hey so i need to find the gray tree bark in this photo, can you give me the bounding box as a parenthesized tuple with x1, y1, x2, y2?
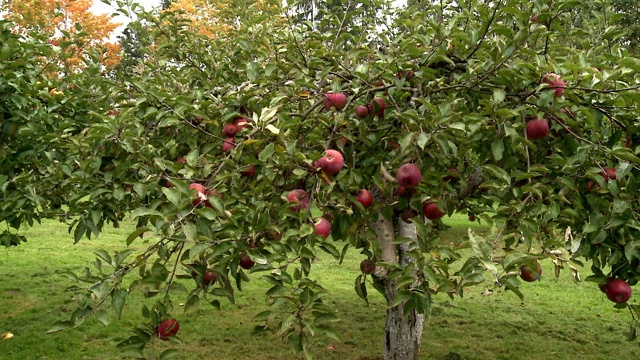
(373, 211, 425, 360)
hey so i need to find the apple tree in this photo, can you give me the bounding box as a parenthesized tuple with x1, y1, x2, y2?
(4, 0, 640, 359)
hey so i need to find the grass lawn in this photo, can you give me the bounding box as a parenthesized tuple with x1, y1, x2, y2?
(0, 215, 637, 360)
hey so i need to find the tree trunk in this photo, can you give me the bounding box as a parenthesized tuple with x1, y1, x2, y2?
(374, 213, 425, 360)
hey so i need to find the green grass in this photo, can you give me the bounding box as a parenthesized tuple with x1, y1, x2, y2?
(0, 215, 637, 360)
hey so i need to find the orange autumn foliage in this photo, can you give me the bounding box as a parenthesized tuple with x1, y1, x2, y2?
(5, 0, 122, 71)
(166, 0, 284, 38)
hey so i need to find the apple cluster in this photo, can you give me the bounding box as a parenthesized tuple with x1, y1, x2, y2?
(221, 116, 250, 153)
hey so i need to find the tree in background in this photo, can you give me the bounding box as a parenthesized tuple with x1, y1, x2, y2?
(165, 0, 283, 38)
(3, 0, 122, 71)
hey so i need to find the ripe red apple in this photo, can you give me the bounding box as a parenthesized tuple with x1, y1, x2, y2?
(468, 214, 476, 222)
(600, 167, 617, 182)
(223, 123, 238, 136)
(314, 217, 331, 238)
(356, 189, 373, 209)
(525, 118, 549, 140)
(189, 183, 207, 206)
(519, 262, 542, 282)
(368, 97, 386, 117)
(241, 165, 256, 177)
(530, 15, 538, 23)
(203, 271, 217, 286)
(360, 259, 376, 274)
(605, 279, 632, 303)
(422, 202, 445, 220)
(287, 189, 310, 212)
(234, 117, 249, 130)
(396, 163, 422, 188)
(239, 254, 255, 270)
(443, 168, 459, 183)
(175, 157, 187, 164)
(542, 73, 566, 97)
(355, 105, 370, 118)
(314, 149, 344, 175)
(156, 318, 180, 341)
(323, 92, 347, 110)
(222, 137, 235, 152)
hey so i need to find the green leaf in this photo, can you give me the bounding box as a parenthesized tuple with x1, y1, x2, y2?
(159, 349, 181, 360)
(620, 57, 640, 72)
(162, 187, 183, 207)
(259, 143, 275, 162)
(131, 207, 164, 219)
(95, 309, 110, 327)
(46, 320, 73, 333)
(183, 222, 197, 242)
(491, 138, 504, 161)
(112, 289, 127, 319)
(189, 243, 209, 259)
(184, 293, 200, 312)
(492, 89, 505, 104)
(126, 227, 151, 246)
(195, 207, 218, 220)
(94, 249, 112, 266)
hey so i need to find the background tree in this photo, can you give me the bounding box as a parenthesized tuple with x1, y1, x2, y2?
(165, 0, 283, 38)
(3, 0, 122, 71)
(2, 0, 640, 359)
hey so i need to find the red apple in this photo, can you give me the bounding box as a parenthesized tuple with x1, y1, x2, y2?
(189, 183, 207, 206)
(241, 165, 256, 177)
(519, 262, 542, 282)
(600, 167, 616, 182)
(468, 214, 476, 222)
(422, 202, 445, 220)
(314, 217, 331, 238)
(368, 97, 386, 117)
(542, 73, 566, 97)
(323, 92, 347, 110)
(526, 118, 549, 140)
(234, 117, 249, 130)
(314, 149, 344, 175)
(530, 15, 538, 23)
(223, 123, 238, 136)
(287, 189, 310, 212)
(239, 254, 255, 270)
(222, 137, 235, 152)
(355, 105, 370, 118)
(356, 189, 373, 209)
(176, 157, 187, 164)
(360, 259, 376, 274)
(156, 318, 180, 341)
(605, 279, 632, 303)
(396, 163, 422, 188)
(203, 271, 217, 286)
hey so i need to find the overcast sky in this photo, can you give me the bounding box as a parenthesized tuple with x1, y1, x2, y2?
(90, 0, 162, 39)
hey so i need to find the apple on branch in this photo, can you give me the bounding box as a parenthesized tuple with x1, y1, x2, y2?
(314, 149, 345, 176)
(323, 92, 347, 110)
(156, 318, 180, 341)
(396, 163, 422, 188)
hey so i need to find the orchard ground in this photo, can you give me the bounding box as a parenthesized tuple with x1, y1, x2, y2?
(0, 214, 636, 360)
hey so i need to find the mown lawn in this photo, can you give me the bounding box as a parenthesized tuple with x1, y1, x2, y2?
(0, 215, 637, 359)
